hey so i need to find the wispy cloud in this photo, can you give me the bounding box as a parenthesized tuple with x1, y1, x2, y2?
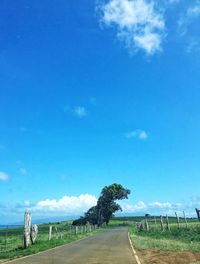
(19, 168, 28, 176)
(186, 39, 200, 53)
(120, 200, 190, 216)
(178, 1, 200, 36)
(168, 0, 179, 4)
(74, 106, 88, 118)
(64, 105, 88, 118)
(177, 1, 200, 54)
(187, 2, 200, 18)
(0, 172, 9, 181)
(125, 129, 148, 140)
(99, 0, 166, 55)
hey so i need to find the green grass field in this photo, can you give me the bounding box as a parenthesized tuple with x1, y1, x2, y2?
(127, 217, 200, 252)
(0, 221, 105, 261)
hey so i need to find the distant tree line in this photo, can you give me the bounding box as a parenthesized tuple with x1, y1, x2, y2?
(72, 183, 130, 226)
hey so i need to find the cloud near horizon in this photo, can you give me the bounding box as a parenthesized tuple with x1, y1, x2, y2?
(34, 194, 97, 214)
(99, 0, 166, 55)
(1, 194, 200, 224)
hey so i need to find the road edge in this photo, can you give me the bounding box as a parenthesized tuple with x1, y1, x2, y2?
(128, 232, 142, 264)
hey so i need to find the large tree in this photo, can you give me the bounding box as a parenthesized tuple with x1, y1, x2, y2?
(73, 183, 130, 226)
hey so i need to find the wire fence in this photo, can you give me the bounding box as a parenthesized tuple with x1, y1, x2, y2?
(0, 223, 99, 254)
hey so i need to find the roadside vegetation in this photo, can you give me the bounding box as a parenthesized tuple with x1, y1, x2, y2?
(128, 218, 200, 252)
(0, 221, 106, 261)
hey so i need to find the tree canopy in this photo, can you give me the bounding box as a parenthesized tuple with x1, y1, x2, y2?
(72, 183, 130, 226)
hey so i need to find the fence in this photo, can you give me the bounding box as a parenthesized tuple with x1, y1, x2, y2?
(0, 222, 99, 254)
(133, 210, 199, 232)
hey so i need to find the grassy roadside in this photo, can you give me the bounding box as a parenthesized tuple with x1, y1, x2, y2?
(0, 222, 107, 261)
(129, 222, 200, 252)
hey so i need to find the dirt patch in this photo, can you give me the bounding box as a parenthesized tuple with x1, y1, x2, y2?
(137, 249, 200, 264)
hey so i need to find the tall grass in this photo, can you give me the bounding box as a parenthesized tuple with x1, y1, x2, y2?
(129, 221, 200, 252)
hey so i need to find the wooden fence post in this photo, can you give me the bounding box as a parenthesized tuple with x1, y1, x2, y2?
(23, 212, 31, 248)
(145, 217, 149, 231)
(30, 224, 38, 244)
(195, 208, 200, 221)
(48, 226, 52, 241)
(175, 212, 180, 228)
(160, 215, 164, 231)
(55, 226, 58, 239)
(166, 215, 170, 231)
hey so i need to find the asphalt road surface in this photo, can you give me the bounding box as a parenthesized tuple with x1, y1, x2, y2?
(8, 227, 136, 264)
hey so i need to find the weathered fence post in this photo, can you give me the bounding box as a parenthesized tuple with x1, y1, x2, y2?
(30, 224, 38, 244)
(195, 208, 200, 221)
(48, 226, 52, 241)
(145, 217, 149, 231)
(175, 212, 180, 228)
(166, 215, 170, 231)
(23, 212, 31, 248)
(160, 215, 164, 231)
(55, 226, 58, 239)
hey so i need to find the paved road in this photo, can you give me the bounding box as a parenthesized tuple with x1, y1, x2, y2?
(8, 227, 136, 264)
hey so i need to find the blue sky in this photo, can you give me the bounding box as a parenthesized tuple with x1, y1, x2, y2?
(0, 0, 200, 223)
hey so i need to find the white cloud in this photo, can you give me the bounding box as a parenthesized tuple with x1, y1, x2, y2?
(32, 194, 97, 214)
(149, 201, 172, 209)
(1, 196, 200, 223)
(99, 0, 165, 55)
(120, 200, 182, 215)
(187, 2, 200, 18)
(125, 129, 148, 140)
(177, 1, 200, 54)
(178, 1, 200, 36)
(74, 106, 88, 118)
(19, 168, 28, 176)
(0, 171, 9, 181)
(121, 201, 147, 212)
